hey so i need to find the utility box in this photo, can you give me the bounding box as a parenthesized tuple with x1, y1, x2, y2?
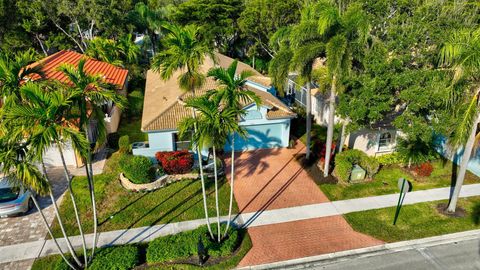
(350, 165, 366, 183)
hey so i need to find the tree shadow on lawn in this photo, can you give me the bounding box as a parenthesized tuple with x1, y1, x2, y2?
(107, 179, 227, 245)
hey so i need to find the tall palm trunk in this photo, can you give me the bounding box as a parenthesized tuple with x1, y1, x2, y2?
(57, 144, 88, 268)
(30, 192, 78, 270)
(305, 81, 312, 160)
(324, 75, 336, 177)
(190, 88, 215, 239)
(41, 160, 83, 267)
(83, 125, 98, 262)
(223, 136, 235, 238)
(338, 121, 347, 153)
(447, 114, 480, 212)
(212, 145, 221, 243)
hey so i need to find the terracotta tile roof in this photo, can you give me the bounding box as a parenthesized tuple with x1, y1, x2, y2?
(142, 53, 295, 132)
(28, 50, 128, 88)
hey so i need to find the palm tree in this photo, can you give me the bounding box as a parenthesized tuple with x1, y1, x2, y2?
(57, 58, 126, 260)
(439, 27, 480, 213)
(269, 3, 325, 161)
(2, 82, 90, 268)
(151, 23, 215, 238)
(86, 35, 139, 67)
(0, 134, 78, 270)
(0, 49, 43, 105)
(131, 2, 165, 54)
(316, 1, 370, 176)
(179, 95, 242, 242)
(206, 60, 261, 238)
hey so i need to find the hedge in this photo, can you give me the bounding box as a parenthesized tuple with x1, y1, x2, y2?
(155, 150, 194, 174)
(120, 155, 155, 184)
(375, 152, 403, 165)
(333, 149, 380, 183)
(54, 245, 140, 270)
(147, 224, 240, 264)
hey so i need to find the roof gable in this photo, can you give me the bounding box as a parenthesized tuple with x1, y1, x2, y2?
(141, 53, 295, 132)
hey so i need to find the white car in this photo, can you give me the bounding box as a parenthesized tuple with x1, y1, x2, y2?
(0, 177, 35, 217)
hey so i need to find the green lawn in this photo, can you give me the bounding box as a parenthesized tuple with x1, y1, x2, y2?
(51, 152, 237, 237)
(345, 196, 480, 242)
(320, 160, 480, 201)
(117, 116, 148, 143)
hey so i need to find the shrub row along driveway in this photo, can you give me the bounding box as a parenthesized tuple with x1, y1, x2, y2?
(225, 142, 383, 267)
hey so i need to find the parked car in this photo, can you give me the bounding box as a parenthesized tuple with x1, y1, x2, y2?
(0, 176, 35, 217)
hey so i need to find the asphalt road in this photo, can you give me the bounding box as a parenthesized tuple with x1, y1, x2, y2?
(286, 238, 480, 270)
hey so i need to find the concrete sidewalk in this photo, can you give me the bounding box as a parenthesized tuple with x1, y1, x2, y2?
(1, 183, 479, 264)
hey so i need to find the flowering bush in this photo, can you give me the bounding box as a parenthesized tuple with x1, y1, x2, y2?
(155, 150, 194, 174)
(413, 162, 434, 177)
(318, 142, 337, 169)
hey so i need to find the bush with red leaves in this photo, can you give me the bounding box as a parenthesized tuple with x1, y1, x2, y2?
(413, 162, 434, 177)
(155, 150, 194, 175)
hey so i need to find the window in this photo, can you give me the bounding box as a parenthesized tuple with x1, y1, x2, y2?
(173, 132, 191, 151)
(378, 132, 393, 151)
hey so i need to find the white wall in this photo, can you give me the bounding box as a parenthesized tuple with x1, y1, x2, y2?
(43, 142, 77, 167)
(346, 129, 398, 156)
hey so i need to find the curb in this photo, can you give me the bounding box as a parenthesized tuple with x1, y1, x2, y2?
(236, 229, 480, 269)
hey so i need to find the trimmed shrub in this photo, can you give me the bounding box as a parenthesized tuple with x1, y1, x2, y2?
(376, 152, 403, 166)
(118, 135, 130, 154)
(53, 246, 140, 270)
(89, 245, 140, 270)
(413, 162, 434, 177)
(120, 155, 155, 184)
(155, 150, 194, 174)
(147, 224, 240, 264)
(333, 149, 379, 183)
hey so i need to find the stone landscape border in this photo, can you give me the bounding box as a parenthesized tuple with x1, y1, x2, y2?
(119, 168, 225, 192)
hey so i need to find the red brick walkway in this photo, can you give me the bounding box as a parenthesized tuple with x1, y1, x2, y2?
(225, 142, 383, 267)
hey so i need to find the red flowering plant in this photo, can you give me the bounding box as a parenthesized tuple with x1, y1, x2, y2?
(155, 150, 194, 174)
(413, 162, 434, 177)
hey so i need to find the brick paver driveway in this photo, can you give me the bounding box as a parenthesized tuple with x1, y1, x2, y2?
(0, 168, 67, 246)
(225, 142, 383, 267)
(0, 168, 68, 270)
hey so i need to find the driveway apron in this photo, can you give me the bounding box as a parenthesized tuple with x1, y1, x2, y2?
(225, 142, 383, 267)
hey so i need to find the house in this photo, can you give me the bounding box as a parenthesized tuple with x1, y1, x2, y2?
(27, 50, 129, 167)
(133, 53, 296, 159)
(286, 77, 399, 156)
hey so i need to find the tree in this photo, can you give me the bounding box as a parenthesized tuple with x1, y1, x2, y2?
(128, 2, 165, 54)
(85, 34, 139, 67)
(316, 1, 370, 176)
(0, 127, 78, 269)
(269, 2, 326, 161)
(179, 95, 242, 242)
(0, 49, 43, 104)
(206, 60, 260, 238)
(238, 0, 302, 58)
(169, 0, 243, 55)
(2, 81, 90, 268)
(439, 27, 480, 213)
(58, 58, 126, 261)
(150, 23, 216, 239)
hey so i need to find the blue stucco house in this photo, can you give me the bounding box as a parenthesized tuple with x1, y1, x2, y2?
(132, 53, 296, 159)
